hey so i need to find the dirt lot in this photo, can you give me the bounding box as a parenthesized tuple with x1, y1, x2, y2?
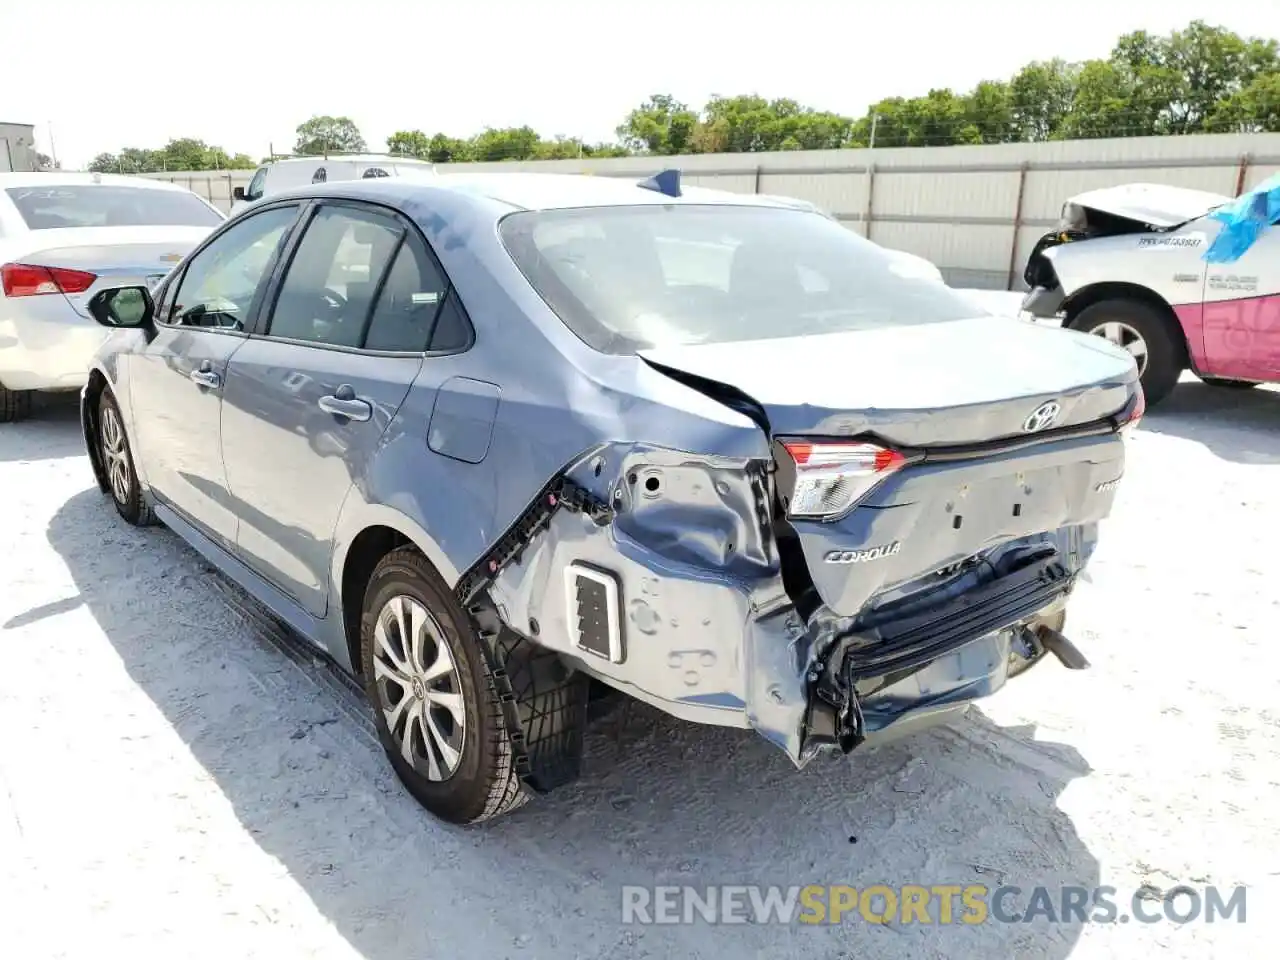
(1, 380, 1276, 960)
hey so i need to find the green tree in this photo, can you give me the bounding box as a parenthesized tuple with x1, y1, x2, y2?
(1207, 73, 1280, 132)
(1112, 21, 1279, 133)
(964, 80, 1015, 143)
(1011, 59, 1077, 140)
(427, 134, 475, 163)
(386, 130, 433, 159)
(294, 115, 366, 155)
(471, 126, 541, 161)
(87, 153, 118, 173)
(616, 95, 699, 154)
(1061, 60, 1135, 139)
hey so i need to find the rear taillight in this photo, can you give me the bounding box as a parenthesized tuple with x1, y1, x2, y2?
(780, 440, 909, 520)
(1118, 386, 1145, 436)
(0, 263, 97, 297)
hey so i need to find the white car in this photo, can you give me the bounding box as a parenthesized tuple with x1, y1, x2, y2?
(0, 172, 223, 421)
(231, 155, 437, 214)
(1022, 179, 1280, 406)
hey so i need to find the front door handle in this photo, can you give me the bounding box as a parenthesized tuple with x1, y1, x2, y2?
(318, 385, 372, 422)
(189, 368, 221, 389)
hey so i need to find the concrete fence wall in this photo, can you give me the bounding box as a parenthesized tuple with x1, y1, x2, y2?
(140, 132, 1280, 290)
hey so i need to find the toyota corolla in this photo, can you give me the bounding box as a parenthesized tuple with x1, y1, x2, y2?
(78, 171, 1141, 824)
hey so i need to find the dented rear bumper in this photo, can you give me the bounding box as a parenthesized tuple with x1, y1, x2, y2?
(465, 435, 1105, 769)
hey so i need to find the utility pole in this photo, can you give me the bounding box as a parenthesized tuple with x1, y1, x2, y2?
(47, 121, 59, 169)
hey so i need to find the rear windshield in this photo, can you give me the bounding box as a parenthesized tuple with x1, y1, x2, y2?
(5, 185, 223, 230)
(499, 205, 980, 353)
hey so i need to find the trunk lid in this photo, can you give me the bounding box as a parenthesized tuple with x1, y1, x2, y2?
(7, 226, 211, 317)
(639, 314, 1136, 620)
(638, 314, 1137, 447)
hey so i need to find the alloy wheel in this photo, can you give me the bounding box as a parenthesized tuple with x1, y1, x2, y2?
(1089, 321, 1149, 376)
(100, 406, 132, 505)
(372, 595, 466, 782)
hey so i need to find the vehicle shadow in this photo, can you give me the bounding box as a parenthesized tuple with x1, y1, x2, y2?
(38, 486, 1099, 959)
(1141, 381, 1280, 465)
(0, 393, 83, 463)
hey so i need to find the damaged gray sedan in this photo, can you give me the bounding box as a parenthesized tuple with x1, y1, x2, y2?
(79, 170, 1143, 824)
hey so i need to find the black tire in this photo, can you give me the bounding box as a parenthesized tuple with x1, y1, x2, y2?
(360, 547, 526, 824)
(1200, 377, 1258, 390)
(0, 386, 33, 423)
(98, 389, 156, 526)
(1068, 299, 1183, 407)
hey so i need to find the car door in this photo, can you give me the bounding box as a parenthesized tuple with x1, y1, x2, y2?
(128, 203, 302, 546)
(219, 200, 451, 617)
(1202, 205, 1280, 379)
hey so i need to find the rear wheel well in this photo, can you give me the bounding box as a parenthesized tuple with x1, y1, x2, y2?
(341, 525, 412, 677)
(1063, 282, 1190, 367)
(83, 371, 110, 493)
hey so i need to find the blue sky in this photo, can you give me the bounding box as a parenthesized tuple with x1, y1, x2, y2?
(5, 0, 1279, 168)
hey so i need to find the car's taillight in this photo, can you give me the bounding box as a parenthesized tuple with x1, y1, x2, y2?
(0, 263, 97, 297)
(1118, 385, 1145, 437)
(780, 439, 909, 520)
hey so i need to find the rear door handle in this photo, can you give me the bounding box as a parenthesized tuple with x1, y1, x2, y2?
(189, 369, 221, 389)
(318, 387, 372, 422)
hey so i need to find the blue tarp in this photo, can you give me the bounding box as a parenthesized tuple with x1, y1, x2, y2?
(1202, 172, 1280, 264)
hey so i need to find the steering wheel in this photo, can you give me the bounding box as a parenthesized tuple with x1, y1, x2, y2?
(319, 287, 348, 313)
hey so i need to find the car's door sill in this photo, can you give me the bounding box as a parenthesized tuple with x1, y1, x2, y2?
(153, 502, 325, 649)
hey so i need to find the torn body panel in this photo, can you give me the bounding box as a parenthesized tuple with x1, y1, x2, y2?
(472, 438, 1110, 769)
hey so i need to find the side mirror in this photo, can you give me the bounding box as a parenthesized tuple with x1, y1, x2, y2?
(88, 286, 154, 328)
(233, 186, 247, 201)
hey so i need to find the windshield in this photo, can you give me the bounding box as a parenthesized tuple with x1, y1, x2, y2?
(5, 185, 223, 230)
(499, 205, 980, 353)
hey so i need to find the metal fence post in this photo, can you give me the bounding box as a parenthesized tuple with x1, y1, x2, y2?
(1005, 162, 1029, 291)
(754, 163, 763, 194)
(863, 162, 876, 240)
(1234, 154, 1251, 196)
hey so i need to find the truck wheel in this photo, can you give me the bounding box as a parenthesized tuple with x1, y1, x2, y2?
(360, 547, 526, 825)
(1068, 299, 1183, 407)
(1200, 377, 1258, 390)
(0, 387, 33, 423)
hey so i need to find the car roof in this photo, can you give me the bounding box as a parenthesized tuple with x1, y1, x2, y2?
(278, 171, 801, 214)
(268, 155, 435, 167)
(0, 171, 193, 192)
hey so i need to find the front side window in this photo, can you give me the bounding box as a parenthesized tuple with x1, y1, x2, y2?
(4, 185, 223, 230)
(245, 167, 268, 201)
(166, 205, 298, 330)
(267, 205, 403, 347)
(499, 205, 981, 353)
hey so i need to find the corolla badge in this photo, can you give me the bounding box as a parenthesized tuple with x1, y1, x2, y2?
(1022, 401, 1062, 433)
(824, 542, 901, 564)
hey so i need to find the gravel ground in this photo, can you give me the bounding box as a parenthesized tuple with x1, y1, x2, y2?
(1, 380, 1276, 960)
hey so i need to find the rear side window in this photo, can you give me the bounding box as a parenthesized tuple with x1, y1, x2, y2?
(266, 202, 470, 353)
(269, 206, 402, 347)
(363, 243, 448, 351)
(5, 185, 223, 230)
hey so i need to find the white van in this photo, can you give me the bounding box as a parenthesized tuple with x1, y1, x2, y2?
(231, 155, 437, 213)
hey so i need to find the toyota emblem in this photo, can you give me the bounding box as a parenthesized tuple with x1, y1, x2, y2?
(1022, 401, 1062, 433)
